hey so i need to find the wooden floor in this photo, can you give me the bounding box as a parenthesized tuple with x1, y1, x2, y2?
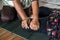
(0, 27, 27, 40)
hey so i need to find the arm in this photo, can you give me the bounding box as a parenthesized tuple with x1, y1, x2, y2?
(30, 0, 40, 30)
(13, 0, 28, 20)
(31, 0, 39, 20)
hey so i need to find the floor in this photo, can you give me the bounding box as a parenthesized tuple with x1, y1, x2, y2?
(0, 27, 27, 40)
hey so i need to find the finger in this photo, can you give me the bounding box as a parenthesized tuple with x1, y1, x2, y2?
(34, 25, 39, 30)
(30, 24, 36, 30)
(25, 23, 29, 29)
(21, 24, 24, 28)
(22, 22, 29, 29)
(21, 22, 25, 28)
(25, 20, 30, 29)
(30, 22, 38, 30)
(30, 24, 39, 30)
(33, 25, 38, 30)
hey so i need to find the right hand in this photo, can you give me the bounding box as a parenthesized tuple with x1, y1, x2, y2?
(21, 19, 30, 29)
(30, 19, 40, 31)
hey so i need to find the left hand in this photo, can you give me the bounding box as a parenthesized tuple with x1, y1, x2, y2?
(30, 19, 40, 31)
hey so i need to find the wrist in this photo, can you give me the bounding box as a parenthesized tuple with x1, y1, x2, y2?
(33, 15, 38, 19)
(33, 17, 38, 20)
(22, 16, 28, 20)
(22, 17, 29, 21)
(33, 18, 38, 21)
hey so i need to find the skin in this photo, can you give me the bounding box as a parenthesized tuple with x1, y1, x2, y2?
(13, 0, 40, 30)
(30, 0, 40, 30)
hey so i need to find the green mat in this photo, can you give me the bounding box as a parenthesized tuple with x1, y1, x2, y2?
(0, 11, 49, 40)
(0, 19, 32, 38)
(0, 20, 49, 40)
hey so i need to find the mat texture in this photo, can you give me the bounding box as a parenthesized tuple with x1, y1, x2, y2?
(0, 11, 49, 40)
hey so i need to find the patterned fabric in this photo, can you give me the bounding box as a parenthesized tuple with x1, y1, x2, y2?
(46, 10, 60, 40)
(2, 0, 33, 9)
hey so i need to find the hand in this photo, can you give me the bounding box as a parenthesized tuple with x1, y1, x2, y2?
(21, 19, 30, 29)
(30, 19, 40, 31)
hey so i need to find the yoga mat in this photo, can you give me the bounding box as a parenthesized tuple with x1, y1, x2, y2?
(0, 11, 49, 40)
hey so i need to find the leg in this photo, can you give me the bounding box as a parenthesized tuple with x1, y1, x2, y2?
(1, 6, 17, 22)
(39, 6, 52, 18)
(38, 6, 52, 33)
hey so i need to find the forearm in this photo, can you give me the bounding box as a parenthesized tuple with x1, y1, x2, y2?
(32, 0, 39, 20)
(13, 0, 28, 20)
